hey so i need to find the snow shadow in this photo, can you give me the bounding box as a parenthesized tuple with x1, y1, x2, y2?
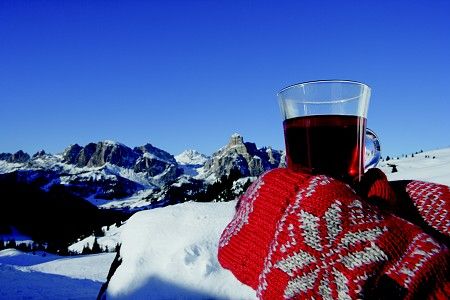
(107, 275, 228, 300)
(0, 264, 101, 300)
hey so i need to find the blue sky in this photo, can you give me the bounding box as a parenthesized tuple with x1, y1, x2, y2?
(1, 0, 449, 157)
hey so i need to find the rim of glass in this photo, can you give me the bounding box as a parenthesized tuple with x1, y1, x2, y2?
(277, 79, 371, 97)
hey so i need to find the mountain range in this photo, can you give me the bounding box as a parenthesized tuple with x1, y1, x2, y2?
(0, 134, 284, 251)
(0, 134, 284, 207)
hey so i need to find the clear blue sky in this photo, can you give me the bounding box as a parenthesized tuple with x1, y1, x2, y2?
(1, 0, 449, 157)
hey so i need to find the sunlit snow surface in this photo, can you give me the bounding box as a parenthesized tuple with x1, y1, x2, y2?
(106, 201, 256, 299)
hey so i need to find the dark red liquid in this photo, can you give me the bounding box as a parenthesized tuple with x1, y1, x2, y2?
(283, 115, 366, 183)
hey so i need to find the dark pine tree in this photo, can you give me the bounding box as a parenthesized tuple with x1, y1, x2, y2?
(5, 239, 16, 249)
(82, 243, 91, 255)
(91, 238, 101, 254)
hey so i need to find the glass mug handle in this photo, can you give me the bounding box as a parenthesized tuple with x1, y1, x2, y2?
(365, 128, 381, 170)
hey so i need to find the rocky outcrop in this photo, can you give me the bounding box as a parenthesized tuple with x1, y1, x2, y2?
(62, 141, 182, 186)
(0, 153, 12, 161)
(202, 133, 284, 178)
(62, 144, 83, 164)
(133, 143, 183, 185)
(63, 142, 138, 168)
(134, 144, 176, 165)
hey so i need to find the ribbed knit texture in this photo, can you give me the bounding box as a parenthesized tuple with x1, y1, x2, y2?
(218, 168, 450, 299)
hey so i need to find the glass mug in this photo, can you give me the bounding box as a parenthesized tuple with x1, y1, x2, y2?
(277, 80, 381, 184)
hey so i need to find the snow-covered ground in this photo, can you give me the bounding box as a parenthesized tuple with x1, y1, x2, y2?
(379, 147, 450, 185)
(0, 249, 115, 299)
(95, 188, 159, 210)
(1, 147, 449, 299)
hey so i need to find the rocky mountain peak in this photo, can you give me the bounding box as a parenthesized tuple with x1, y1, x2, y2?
(134, 143, 176, 164)
(228, 133, 244, 147)
(202, 134, 283, 178)
(62, 144, 83, 164)
(0, 153, 12, 161)
(9, 150, 31, 163)
(0, 151, 29, 163)
(32, 150, 47, 158)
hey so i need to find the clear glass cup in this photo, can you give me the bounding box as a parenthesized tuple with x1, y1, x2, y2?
(277, 80, 380, 184)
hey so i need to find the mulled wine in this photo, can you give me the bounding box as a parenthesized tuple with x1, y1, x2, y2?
(283, 115, 366, 183)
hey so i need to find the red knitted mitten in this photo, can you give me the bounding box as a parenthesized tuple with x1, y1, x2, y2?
(218, 168, 450, 299)
(359, 168, 450, 240)
(218, 168, 311, 289)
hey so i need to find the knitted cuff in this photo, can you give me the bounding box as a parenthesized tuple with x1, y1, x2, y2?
(406, 180, 450, 238)
(218, 168, 311, 289)
(376, 215, 450, 300)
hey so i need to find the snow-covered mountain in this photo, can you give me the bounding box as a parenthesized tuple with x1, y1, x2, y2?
(0, 135, 282, 210)
(0, 141, 187, 206)
(175, 149, 209, 177)
(175, 149, 209, 165)
(0, 141, 184, 203)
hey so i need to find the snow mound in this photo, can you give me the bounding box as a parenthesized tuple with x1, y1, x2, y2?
(0, 249, 58, 266)
(106, 201, 256, 299)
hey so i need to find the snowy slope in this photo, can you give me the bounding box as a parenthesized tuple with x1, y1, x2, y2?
(0, 249, 115, 299)
(105, 201, 256, 300)
(69, 223, 123, 254)
(379, 147, 450, 185)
